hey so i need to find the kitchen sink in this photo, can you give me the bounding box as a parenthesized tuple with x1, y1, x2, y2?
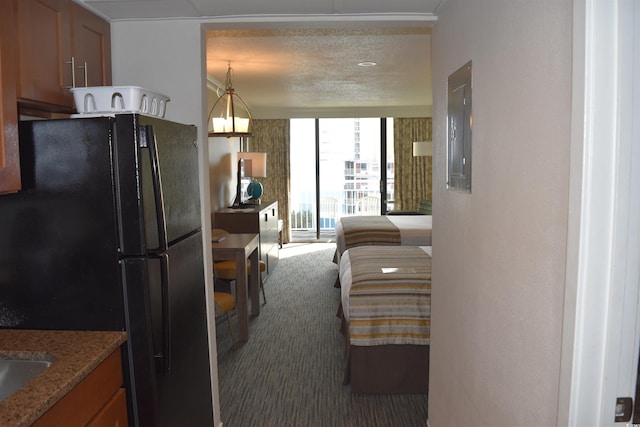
(0, 358, 52, 402)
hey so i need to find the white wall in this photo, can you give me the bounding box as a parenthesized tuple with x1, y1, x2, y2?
(429, 1, 572, 425)
(110, 20, 223, 427)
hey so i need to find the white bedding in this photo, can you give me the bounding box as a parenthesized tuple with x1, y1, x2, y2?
(340, 246, 432, 323)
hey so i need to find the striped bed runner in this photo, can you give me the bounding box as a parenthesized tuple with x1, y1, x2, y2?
(341, 216, 401, 252)
(348, 246, 431, 346)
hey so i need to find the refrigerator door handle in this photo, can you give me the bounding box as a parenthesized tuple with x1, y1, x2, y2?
(152, 252, 172, 375)
(144, 125, 169, 252)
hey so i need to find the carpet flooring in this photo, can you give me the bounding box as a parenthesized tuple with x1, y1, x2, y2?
(215, 243, 429, 426)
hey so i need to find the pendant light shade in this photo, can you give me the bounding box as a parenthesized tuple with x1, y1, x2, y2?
(208, 63, 253, 138)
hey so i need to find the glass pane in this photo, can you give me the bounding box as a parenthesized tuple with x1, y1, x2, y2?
(385, 118, 395, 212)
(290, 119, 316, 236)
(319, 118, 381, 219)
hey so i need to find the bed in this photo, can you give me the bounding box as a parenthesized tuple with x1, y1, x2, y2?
(338, 245, 432, 393)
(334, 215, 432, 264)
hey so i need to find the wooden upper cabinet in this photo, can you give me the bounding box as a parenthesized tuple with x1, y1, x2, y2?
(17, 0, 74, 109)
(70, 2, 112, 88)
(1, 0, 111, 194)
(16, 0, 111, 111)
(0, 0, 21, 194)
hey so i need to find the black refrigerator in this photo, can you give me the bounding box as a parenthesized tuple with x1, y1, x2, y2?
(0, 114, 214, 426)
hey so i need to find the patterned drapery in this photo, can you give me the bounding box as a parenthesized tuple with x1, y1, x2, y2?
(249, 119, 291, 244)
(393, 118, 433, 211)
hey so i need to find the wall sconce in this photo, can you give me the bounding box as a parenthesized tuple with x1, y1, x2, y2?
(413, 141, 433, 157)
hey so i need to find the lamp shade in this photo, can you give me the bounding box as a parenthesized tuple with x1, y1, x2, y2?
(413, 141, 433, 157)
(212, 116, 250, 133)
(238, 152, 267, 178)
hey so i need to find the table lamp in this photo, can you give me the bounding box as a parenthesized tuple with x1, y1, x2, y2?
(238, 152, 267, 203)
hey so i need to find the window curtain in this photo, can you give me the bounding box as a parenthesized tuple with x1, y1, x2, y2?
(393, 117, 433, 211)
(250, 119, 291, 244)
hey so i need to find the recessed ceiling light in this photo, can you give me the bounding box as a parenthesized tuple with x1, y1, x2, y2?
(357, 61, 377, 67)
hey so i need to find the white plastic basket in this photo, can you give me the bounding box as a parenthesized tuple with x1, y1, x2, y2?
(70, 86, 170, 118)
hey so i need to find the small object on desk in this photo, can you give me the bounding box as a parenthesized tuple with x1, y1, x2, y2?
(211, 229, 227, 242)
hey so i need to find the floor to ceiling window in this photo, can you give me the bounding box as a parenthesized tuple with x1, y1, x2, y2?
(290, 118, 394, 241)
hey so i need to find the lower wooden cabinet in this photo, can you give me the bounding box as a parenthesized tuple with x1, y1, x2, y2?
(33, 350, 127, 427)
(87, 388, 128, 427)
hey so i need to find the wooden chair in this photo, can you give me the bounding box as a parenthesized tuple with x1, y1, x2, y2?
(212, 228, 267, 304)
(213, 291, 237, 346)
(214, 259, 267, 304)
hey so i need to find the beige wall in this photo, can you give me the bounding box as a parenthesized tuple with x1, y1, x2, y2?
(111, 20, 238, 220)
(207, 135, 239, 220)
(429, 1, 572, 426)
(206, 85, 242, 220)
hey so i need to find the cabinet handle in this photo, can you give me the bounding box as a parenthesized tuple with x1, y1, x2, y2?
(272, 208, 275, 217)
(264, 213, 268, 222)
(77, 61, 88, 87)
(64, 57, 76, 88)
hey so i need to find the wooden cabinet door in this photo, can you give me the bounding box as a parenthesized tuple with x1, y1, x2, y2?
(0, 0, 21, 194)
(33, 350, 124, 427)
(16, 0, 74, 109)
(87, 388, 128, 427)
(71, 2, 111, 88)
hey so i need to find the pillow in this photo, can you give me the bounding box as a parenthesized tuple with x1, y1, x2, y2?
(417, 200, 432, 215)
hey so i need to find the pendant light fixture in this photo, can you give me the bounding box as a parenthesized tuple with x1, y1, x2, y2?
(207, 62, 253, 138)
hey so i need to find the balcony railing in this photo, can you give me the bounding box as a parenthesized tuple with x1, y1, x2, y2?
(290, 190, 385, 234)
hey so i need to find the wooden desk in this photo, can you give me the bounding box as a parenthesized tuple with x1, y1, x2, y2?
(211, 232, 260, 342)
(215, 201, 279, 280)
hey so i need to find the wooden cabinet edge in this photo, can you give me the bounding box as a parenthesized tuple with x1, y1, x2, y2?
(0, 0, 21, 194)
(32, 350, 126, 427)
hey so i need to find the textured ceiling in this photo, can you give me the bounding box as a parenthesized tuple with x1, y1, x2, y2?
(205, 27, 432, 118)
(77, 0, 441, 118)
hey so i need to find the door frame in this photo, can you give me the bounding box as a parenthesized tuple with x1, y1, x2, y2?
(558, 0, 640, 425)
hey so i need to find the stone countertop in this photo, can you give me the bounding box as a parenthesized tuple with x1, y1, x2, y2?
(0, 329, 127, 427)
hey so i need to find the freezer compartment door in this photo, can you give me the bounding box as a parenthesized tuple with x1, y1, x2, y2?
(147, 230, 213, 426)
(138, 116, 201, 251)
(114, 115, 201, 255)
